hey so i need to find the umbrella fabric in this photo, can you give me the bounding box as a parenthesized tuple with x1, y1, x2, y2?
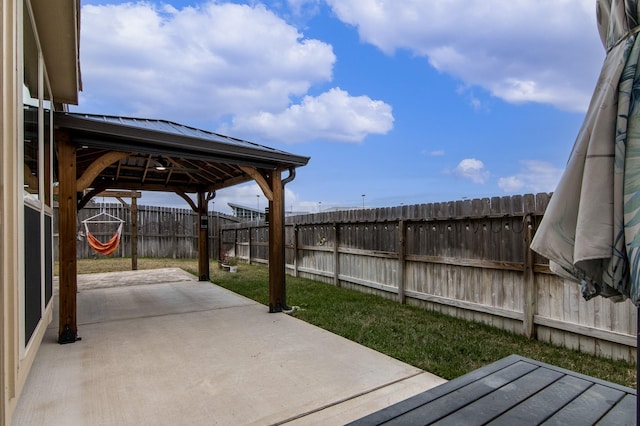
(531, 0, 640, 306)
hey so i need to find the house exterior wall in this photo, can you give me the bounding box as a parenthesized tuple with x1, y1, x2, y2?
(1, 1, 78, 424)
(2, 2, 22, 423)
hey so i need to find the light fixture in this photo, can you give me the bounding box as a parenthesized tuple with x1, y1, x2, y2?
(154, 157, 167, 171)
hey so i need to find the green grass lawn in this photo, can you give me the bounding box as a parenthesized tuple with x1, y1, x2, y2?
(68, 257, 637, 388)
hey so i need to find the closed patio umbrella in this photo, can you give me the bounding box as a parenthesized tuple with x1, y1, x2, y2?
(530, 0, 640, 413)
(532, 0, 640, 307)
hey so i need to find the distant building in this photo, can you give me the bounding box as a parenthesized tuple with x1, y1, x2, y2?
(321, 206, 361, 212)
(228, 202, 313, 220)
(228, 202, 266, 221)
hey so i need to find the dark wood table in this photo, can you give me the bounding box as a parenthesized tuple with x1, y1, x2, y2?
(348, 354, 636, 425)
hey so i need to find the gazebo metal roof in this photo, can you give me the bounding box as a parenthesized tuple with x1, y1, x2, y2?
(55, 112, 310, 201)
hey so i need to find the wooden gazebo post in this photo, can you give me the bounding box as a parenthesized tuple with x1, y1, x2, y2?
(57, 130, 79, 344)
(240, 166, 295, 312)
(197, 191, 213, 281)
(103, 190, 141, 270)
(176, 190, 215, 281)
(268, 170, 287, 312)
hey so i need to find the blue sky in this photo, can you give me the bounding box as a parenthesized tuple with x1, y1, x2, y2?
(76, 0, 603, 214)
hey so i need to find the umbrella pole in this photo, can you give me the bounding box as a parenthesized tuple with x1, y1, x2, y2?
(637, 306, 639, 425)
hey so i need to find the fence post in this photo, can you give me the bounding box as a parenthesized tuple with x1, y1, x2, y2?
(215, 212, 221, 261)
(248, 225, 253, 265)
(171, 210, 177, 259)
(293, 225, 299, 277)
(522, 213, 535, 338)
(398, 219, 406, 304)
(234, 228, 238, 258)
(333, 222, 340, 287)
(131, 197, 138, 269)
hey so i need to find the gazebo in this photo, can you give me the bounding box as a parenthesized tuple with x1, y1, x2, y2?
(55, 112, 310, 343)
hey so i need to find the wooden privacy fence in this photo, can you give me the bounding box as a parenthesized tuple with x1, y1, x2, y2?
(53, 203, 238, 260)
(221, 193, 638, 363)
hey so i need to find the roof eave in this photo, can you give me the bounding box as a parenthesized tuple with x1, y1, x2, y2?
(30, 0, 81, 105)
(55, 112, 310, 169)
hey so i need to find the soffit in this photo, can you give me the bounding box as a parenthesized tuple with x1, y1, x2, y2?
(30, 0, 81, 104)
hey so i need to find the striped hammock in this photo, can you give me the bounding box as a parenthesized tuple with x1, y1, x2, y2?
(84, 222, 123, 255)
(82, 211, 125, 256)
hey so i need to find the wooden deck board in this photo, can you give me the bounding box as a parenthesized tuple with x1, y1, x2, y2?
(348, 355, 636, 426)
(488, 375, 592, 425)
(596, 394, 636, 426)
(384, 362, 539, 425)
(542, 384, 627, 425)
(431, 367, 564, 425)
(349, 356, 533, 425)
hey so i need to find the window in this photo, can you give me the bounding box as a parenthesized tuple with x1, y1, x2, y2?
(23, 5, 39, 203)
(44, 93, 52, 208)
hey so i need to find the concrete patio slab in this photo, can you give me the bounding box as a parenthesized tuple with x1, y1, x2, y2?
(12, 268, 445, 425)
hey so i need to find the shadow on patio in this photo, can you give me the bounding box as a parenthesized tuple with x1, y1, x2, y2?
(12, 268, 445, 425)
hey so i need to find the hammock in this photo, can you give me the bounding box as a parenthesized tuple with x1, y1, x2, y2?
(82, 211, 124, 256)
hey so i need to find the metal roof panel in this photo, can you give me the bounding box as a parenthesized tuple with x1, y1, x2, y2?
(57, 112, 308, 165)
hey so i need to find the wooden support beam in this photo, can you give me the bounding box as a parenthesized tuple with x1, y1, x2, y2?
(56, 130, 79, 344)
(113, 192, 140, 271)
(96, 190, 142, 198)
(175, 190, 198, 212)
(239, 166, 273, 201)
(82, 181, 220, 194)
(197, 191, 210, 281)
(76, 151, 129, 192)
(77, 183, 109, 210)
(268, 170, 287, 312)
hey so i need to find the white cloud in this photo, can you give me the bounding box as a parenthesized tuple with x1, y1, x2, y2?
(422, 149, 445, 156)
(286, 0, 321, 16)
(498, 160, 562, 193)
(325, 0, 602, 112)
(77, 1, 392, 142)
(80, 1, 333, 117)
(497, 176, 524, 192)
(225, 87, 393, 143)
(454, 158, 489, 184)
